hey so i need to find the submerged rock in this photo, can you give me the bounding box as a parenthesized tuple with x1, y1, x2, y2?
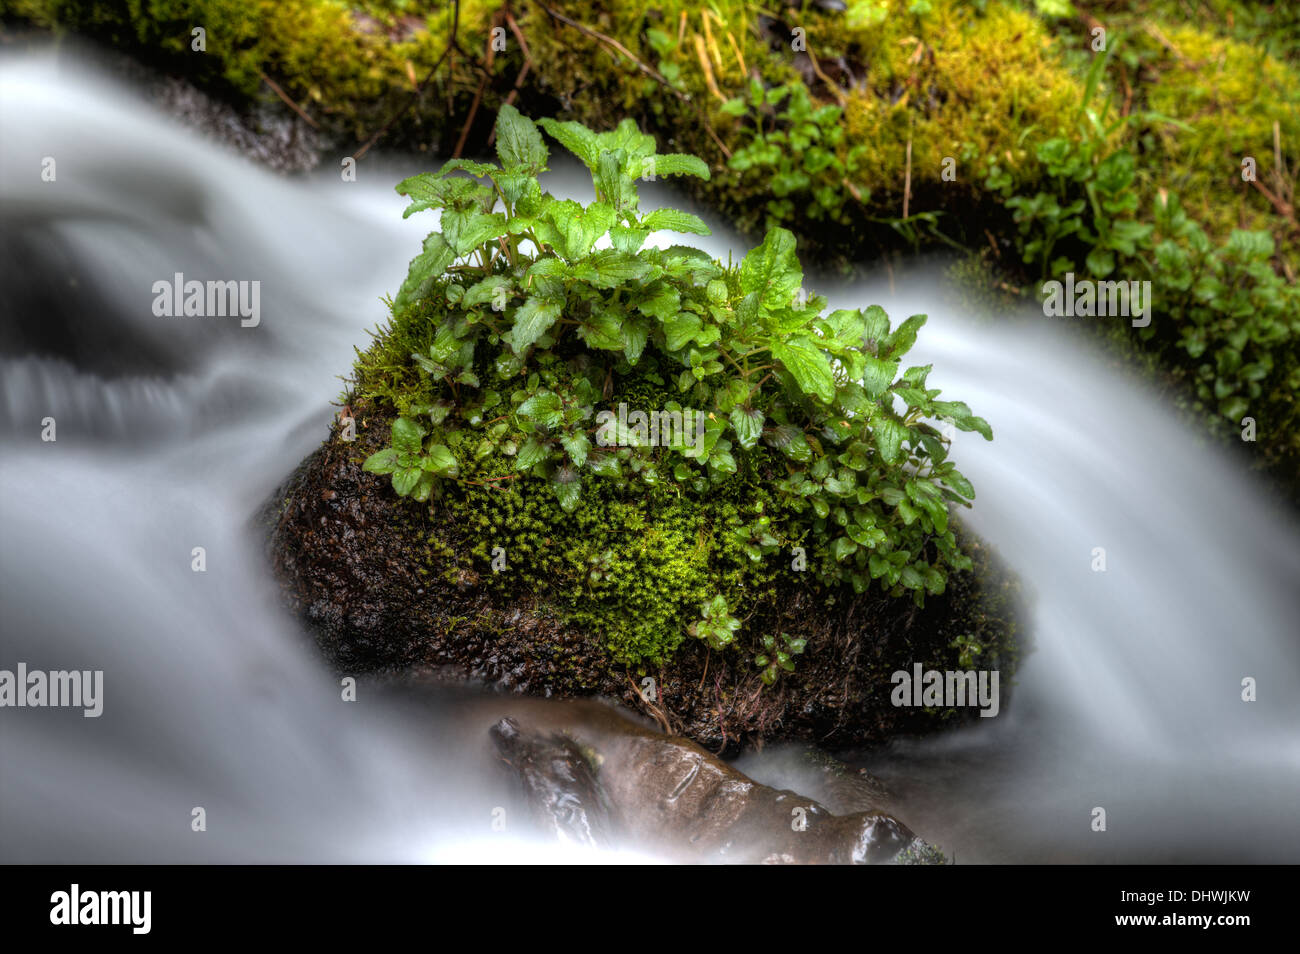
(489, 714, 939, 864)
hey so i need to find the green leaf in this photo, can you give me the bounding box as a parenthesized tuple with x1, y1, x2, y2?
(516, 437, 549, 471)
(421, 444, 458, 475)
(395, 233, 455, 309)
(578, 309, 624, 350)
(561, 433, 591, 467)
(362, 448, 399, 475)
(635, 282, 681, 322)
(582, 248, 650, 288)
(739, 227, 802, 311)
(609, 226, 649, 253)
(390, 416, 425, 459)
(884, 314, 927, 359)
(861, 355, 899, 398)
(621, 316, 651, 365)
(649, 154, 711, 180)
(595, 150, 636, 213)
(771, 336, 835, 404)
(435, 158, 497, 179)
(874, 417, 907, 465)
(640, 208, 711, 235)
(509, 297, 563, 352)
(553, 478, 581, 512)
(463, 275, 512, 309)
(392, 466, 422, 496)
(536, 117, 600, 169)
(861, 304, 890, 349)
(730, 407, 764, 450)
(832, 537, 858, 561)
(517, 391, 564, 428)
(445, 211, 507, 257)
(664, 312, 704, 351)
(494, 104, 548, 170)
(395, 173, 449, 219)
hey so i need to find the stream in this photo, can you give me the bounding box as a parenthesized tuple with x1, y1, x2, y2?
(3, 50, 1298, 863)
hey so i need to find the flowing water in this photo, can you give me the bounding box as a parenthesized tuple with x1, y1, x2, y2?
(3, 51, 1298, 863)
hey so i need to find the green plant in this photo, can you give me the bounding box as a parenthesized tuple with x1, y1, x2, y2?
(996, 39, 1166, 280)
(688, 595, 742, 651)
(722, 80, 871, 230)
(754, 632, 808, 685)
(1149, 193, 1300, 427)
(362, 105, 991, 671)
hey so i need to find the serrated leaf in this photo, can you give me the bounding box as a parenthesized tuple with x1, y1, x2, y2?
(516, 437, 549, 471)
(649, 154, 711, 180)
(509, 297, 562, 352)
(392, 466, 423, 496)
(394, 172, 448, 219)
(494, 104, 548, 170)
(422, 444, 458, 475)
(395, 233, 455, 308)
(739, 227, 803, 311)
(861, 304, 890, 350)
(640, 208, 711, 236)
(635, 282, 681, 322)
(517, 391, 564, 428)
(445, 211, 507, 257)
(770, 336, 835, 404)
(874, 416, 907, 465)
(435, 158, 497, 179)
(536, 117, 600, 169)
(578, 309, 623, 350)
(884, 313, 926, 359)
(609, 226, 649, 253)
(561, 433, 591, 467)
(583, 248, 650, 287)
(553, 479, 581, 512)
(861, 355, 899, 398)
(622, 316, 650, 365)
(463, 275, 512, 309)
(664, 312, 704, 351)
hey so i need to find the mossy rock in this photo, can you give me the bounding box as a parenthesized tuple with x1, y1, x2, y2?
(266, 392, 1023, 754)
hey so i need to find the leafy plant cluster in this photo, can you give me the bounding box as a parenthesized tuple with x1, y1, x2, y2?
(988, 44, 1164, 281)
(984, 39, 1300, 464)
(722, 79, 871, 232)
(362, 105, 991, 669)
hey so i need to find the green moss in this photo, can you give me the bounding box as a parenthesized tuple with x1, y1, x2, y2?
(17, 0, 505, 145)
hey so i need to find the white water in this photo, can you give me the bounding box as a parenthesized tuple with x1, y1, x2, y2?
(2, 52, 1298, 863)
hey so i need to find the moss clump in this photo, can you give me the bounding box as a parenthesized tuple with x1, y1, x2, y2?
(14, 0, 507, 147)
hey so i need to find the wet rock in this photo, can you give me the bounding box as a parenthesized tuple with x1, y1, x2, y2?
(490, 714, 938, 864)
(489, 717, 616, 850)
(264, 422, 1023, 754)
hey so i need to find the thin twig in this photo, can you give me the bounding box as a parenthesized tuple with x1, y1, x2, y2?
(726, 29, 746, 79)
(902, 122, 913, 219)
(694, 34, 726, 102)
(804, 41, 847, 107)
(453, 15, 498, 158)
(259, 71, 319, 128)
